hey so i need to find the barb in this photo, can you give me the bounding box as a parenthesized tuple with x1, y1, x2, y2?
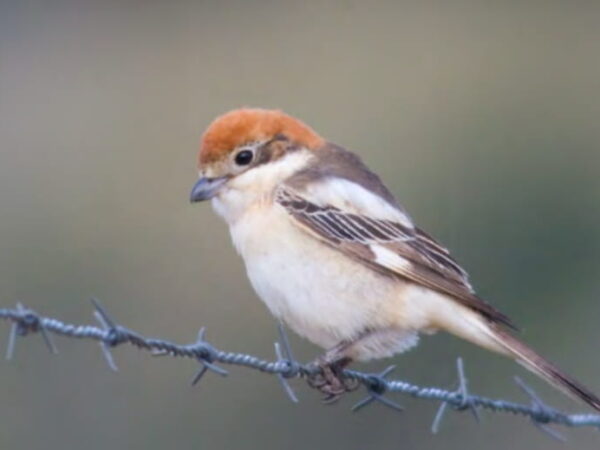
(190, 327, 228, 385)
(352, 365, 404, 413)
(91, 298, 119, 371)
(431, 358, 480, 434)
(5, 302, 58, 360)
(0, 301, 599, 436)
(514, 376, 567, 442)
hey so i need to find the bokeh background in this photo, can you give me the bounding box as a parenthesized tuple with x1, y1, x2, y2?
(1, 1, 600, 449)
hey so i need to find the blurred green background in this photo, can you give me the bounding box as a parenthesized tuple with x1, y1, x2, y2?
(1, 1, 599, 449)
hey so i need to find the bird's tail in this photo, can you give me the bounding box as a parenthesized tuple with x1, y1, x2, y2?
(436, 305, 600, 411)
(490, 326, 600, 411)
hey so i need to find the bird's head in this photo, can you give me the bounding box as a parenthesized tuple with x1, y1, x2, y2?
(190, 108, 324, 203)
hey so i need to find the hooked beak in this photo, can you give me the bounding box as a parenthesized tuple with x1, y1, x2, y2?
(190, 176, 228, 202)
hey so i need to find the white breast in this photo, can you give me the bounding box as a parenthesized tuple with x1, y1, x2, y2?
(208, 151, 443, 360)
(227, 201, 413, 353)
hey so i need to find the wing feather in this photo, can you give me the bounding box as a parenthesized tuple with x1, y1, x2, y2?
(276, 186, 515, 329)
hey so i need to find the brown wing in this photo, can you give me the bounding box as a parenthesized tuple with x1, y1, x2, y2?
(276, 187, 516, 329)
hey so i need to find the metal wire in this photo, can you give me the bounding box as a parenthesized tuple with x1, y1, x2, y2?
(1, 300, 599, 438)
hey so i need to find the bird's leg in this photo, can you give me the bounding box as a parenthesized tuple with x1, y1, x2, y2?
(307, 340, 361, 403)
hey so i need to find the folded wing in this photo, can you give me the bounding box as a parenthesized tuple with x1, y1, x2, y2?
(276, 186, 515, 329)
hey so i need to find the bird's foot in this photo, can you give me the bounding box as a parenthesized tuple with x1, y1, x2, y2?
(307, 356, 360, 404)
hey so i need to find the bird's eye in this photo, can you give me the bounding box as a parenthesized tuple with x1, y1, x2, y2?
(234, 149, 254, 166)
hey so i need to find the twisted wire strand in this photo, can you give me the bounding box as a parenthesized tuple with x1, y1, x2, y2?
(1, 301, 599, 437)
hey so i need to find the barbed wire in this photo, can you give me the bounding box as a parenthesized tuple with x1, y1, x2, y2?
(1, 299, 599, 440)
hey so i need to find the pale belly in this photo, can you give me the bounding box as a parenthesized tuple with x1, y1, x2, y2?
(228, 203, 431, 360)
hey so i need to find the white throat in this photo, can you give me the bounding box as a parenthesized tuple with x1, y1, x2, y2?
(211, 149, 314, 224)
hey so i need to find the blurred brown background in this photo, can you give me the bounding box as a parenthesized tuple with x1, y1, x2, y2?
(1, 1, 599, 449)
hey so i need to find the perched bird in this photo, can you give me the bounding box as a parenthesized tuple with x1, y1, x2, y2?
(190, 107, 600, 408)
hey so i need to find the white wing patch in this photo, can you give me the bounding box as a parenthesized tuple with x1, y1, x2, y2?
(302, 177, 414, 228)
(370, 244, 412, 272)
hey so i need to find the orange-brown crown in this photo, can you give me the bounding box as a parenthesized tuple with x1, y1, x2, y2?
(198, 108, 325, 166)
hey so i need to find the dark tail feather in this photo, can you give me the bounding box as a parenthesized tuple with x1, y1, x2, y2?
(493, 327, 600, 411)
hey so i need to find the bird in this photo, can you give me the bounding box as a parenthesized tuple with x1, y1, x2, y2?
(190, 107, 600, 408)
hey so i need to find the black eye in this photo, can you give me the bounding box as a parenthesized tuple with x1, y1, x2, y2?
(234, 149, 253, 166)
